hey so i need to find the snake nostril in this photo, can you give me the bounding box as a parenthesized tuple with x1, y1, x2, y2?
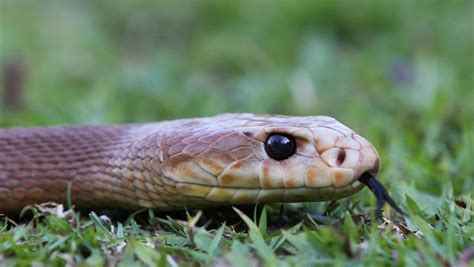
(336, 149, 346, 166)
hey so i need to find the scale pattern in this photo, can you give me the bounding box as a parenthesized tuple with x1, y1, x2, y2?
(0, 114, 380, 214)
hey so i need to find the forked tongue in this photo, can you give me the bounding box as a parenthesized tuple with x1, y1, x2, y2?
(359, 172, 407, 217)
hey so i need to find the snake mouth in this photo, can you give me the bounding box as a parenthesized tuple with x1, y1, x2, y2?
(358, 172, 406, 217)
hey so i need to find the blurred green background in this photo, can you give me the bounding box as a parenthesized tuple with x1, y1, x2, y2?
(0, 1, 472, 196)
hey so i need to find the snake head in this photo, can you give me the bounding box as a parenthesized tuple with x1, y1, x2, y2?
(243, 115, 380, 201)
(155, 114, 403, 215)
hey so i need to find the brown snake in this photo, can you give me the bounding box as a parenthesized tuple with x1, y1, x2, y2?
(0, 113, 404, 215)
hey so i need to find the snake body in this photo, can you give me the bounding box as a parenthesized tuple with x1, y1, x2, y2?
(0, 113, 382, 214)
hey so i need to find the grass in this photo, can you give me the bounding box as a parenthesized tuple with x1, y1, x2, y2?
(0, 1, 473, 266)
(0, 195, 472, 266)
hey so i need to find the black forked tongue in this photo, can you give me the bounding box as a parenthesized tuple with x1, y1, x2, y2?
(359, 172, 407, 217)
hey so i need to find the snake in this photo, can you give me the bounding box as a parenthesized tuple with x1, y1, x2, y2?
(0, 113, 404, 216)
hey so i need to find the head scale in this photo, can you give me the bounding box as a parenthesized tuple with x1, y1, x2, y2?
(159, 113, 381, 206)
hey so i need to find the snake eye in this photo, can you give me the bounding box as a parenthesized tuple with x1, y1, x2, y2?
(264, 134, 296, 160)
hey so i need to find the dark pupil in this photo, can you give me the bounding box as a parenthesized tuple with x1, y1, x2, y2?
(264, 134, 296, 160)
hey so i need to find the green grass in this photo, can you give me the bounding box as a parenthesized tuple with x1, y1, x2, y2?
(0, 196, 472, 266)
(0, 1, 473, 266)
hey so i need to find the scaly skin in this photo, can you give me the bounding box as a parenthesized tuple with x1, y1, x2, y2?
(0, 113, 380, 214)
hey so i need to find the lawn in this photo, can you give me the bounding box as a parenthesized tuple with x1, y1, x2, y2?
(0, 1, 473, 266)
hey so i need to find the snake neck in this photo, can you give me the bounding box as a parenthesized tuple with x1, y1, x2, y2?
(0, 125, 144, 212)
